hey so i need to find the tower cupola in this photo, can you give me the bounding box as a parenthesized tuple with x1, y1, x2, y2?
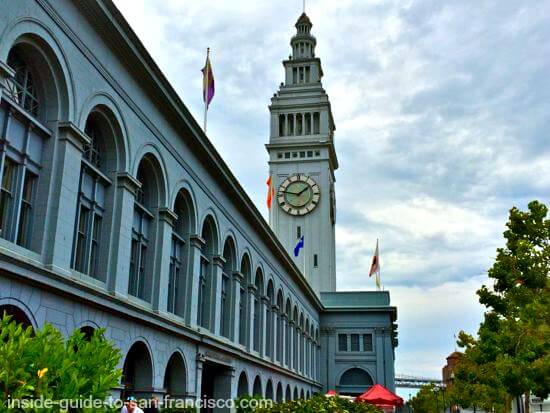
(291, 13, 316, 59)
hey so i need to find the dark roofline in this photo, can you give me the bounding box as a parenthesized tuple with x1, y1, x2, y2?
(61, 0, 324, 310)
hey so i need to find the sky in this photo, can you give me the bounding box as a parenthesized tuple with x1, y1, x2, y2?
(112, 0, 550, 385)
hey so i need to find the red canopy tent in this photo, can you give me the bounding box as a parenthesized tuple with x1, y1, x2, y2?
(325, 390, 337, 396)
(355, 384, 404, 407)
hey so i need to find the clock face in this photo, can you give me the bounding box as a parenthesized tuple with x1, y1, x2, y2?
(277, 174, 320, 216)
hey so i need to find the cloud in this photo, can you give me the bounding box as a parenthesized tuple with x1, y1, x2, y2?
(112, 0, 550, 378)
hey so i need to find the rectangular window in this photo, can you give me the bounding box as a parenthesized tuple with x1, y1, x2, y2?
(284, 152, 290, 159)
(305, 66, 310, 82)
(297, 226, 301, 239)
(89, 214, 102, 278)
(292, 67, 298, 84)
(313, 254, 318, 267)
(351, 334, 360, 351)
(74, 206, 90, 273)
(313, 112, 320, 134)
(277, 152, 283, 159)
(315, 150, 321, 156)
(307, 150, 313, 158)
(128, 238, 139, 296)
(338, 334, 347, 352)
(299, 151, 305, 157)
(0, 158, 16, 239)
(363, 334, 373, 351)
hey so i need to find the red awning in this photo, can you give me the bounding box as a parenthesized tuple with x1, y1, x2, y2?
(355, 384, 404, 407)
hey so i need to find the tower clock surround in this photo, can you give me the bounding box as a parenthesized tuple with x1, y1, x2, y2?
(267, 12, 338, 294)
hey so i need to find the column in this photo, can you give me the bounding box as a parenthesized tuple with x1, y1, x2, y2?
(195, 353, 205, 400)
(281, 313, 287, 366)
(107, 171, 140, 298)
(211, 255, 226, 336)
(271, 304, 278, 360)
(260, 295, 268, 357)
(384, 328, 396, 391)
(232, 271, 245, 343)
(247, 284, 256, 352)
(186, 234, 206, 328)
(293, 114, 297, 135)
(153, 207, 178, 313)
(375, 327, 385, 385)
(44, 122, 90, 275)
(285, 114, 290, 136)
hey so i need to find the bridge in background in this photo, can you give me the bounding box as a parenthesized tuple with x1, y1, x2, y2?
(395, 374, 443, 389)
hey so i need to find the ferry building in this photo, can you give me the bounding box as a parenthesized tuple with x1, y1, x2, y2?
(0, 0, 398, 405)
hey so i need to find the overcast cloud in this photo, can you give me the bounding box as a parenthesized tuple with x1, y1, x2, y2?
(112, 0, 550, 382)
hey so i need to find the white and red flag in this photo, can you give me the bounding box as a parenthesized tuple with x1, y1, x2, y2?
(369, 239, 381, 290)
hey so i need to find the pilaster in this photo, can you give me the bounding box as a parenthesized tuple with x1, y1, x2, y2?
(187, 234, 206, 328)
(210, 254, 225, 336)
(152, 207, 177, 313)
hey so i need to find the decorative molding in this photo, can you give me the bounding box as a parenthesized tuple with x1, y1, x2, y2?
(189, 234, 206, 249)
(212, 254, 226, 268)
(232, 270, 245, 282)
(116, 172, 141, 195)
(158, 207, 178, 226)
(58, 121, 91, 151)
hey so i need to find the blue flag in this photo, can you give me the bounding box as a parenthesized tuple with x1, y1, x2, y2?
(294, 235, 304, 257)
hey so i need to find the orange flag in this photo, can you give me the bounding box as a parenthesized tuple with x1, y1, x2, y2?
(266, 175, 275, 209)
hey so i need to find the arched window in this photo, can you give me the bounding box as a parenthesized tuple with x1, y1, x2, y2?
(221, 237, 236, 338)
(129, 156, 163, 301)
(252, 269, 263, 352)
(197, 216, 217, 329)
(5, 48, 40, 117)
(0, 48, 46, 250)
(168, 190, 193, 316)
(239, 254, 251, 346)
(72, 111, 113, 279)
(276, 290, 284, 363)
(265, 280, 274, 359)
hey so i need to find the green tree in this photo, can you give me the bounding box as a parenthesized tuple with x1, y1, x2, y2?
(408, 385, 440, 413)
(0, 314, 122, 412)
(455, 201, 550, 413)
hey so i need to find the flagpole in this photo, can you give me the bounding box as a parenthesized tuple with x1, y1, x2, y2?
(204, 47, 210, 132)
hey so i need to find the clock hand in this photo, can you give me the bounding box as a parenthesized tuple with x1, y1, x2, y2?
(296, 186, 310, 196)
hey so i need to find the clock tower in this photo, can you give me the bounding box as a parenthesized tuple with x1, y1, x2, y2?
(267, 12, 338, 294)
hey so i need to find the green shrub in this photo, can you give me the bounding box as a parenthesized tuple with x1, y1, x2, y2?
(0, 313, 122, 412)
(239, 394, 382, 413)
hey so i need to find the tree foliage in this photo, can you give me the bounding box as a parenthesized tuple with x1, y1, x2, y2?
(453, 201, 550, 411)
(0, 314, 122, 412)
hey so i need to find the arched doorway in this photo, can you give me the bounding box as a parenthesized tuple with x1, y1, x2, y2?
(300, 389, 304, 399)
(293, 387, 298, 400)
(276, 382, 283, 402)
(252, 376, 262, 397)
(337, 367, 374, 396)
(0, 304, 33, 330)
(164, 352, 187, 399)
(79, 326, 95, 340)
(237, 372, 249, 397)
(265, 380, 274, 400)
(285, 384, 291, 401)
(122, 341, 153, 399)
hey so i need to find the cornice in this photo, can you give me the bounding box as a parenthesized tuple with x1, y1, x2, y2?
(58, 121, 91, 152)
(116, 172, 141, 195)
